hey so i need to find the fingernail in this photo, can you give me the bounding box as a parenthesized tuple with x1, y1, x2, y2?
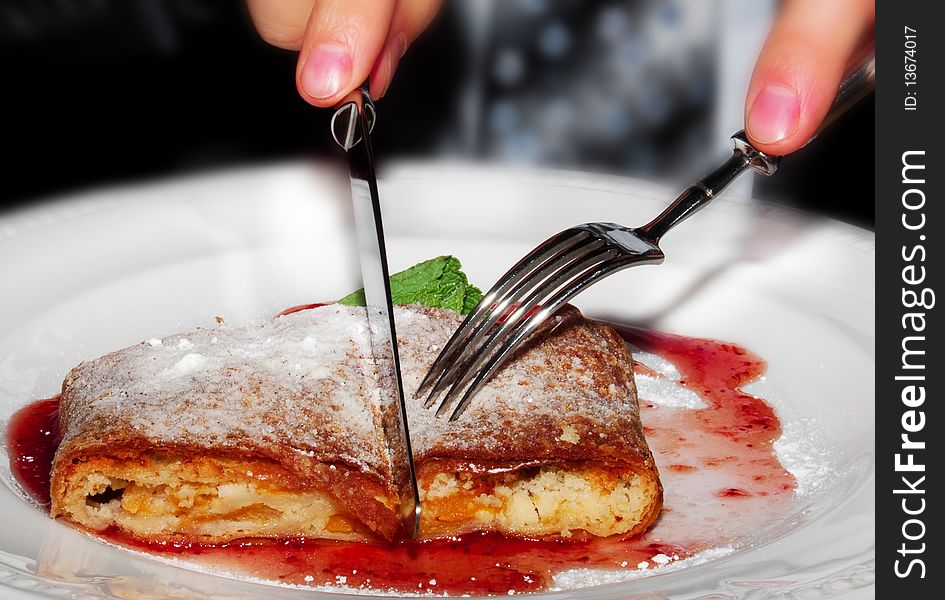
(747, 83, 801, 144)
(300, 43, 351, 100)
(394, 31, 407, 59)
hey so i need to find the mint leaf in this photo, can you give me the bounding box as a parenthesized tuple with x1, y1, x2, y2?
(462, 284, 484, 315)
(338, 256, 484, 315)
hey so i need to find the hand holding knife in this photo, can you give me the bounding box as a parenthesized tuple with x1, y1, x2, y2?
(331, 82, 421, 539)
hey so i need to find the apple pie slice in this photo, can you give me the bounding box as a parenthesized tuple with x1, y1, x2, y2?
(51, 304, 661, 543)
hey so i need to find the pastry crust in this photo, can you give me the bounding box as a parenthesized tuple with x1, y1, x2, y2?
(51, 304, 661, 542)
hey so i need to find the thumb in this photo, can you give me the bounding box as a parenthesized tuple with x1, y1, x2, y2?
(744, 0, 874, 156)
(296, 0, 396, 107)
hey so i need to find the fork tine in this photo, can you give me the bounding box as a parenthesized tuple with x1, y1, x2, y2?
(447, 254, 643, 421)
(433, 245, 622, 418)
(416, 227, 590, 402)
(422, 235, 608, 407)
(435, 246, 620, 418)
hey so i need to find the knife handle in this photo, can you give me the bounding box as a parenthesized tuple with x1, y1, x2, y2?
(331, 82, 376, 150)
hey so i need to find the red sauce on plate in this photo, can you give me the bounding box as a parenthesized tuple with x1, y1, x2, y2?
(109, 529, 687, 594)
(6, 321, 795, 595)
(275, 302, 330, 318)
(6, 396, 60, 508)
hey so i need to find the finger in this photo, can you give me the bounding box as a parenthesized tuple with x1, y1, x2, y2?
(744, 0, 874, 155)
(246, 0, 316, 50)
(295, 0, 397, 107)
(369, 0, 443, 99)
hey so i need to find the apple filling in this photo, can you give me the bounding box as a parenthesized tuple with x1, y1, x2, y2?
(57, 454, 365, 542)
(418, 465, 660, 538)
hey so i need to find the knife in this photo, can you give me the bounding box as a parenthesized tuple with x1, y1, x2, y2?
(331, 82, 421, 539)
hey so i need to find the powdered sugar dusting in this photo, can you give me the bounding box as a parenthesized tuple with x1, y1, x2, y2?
(396, 305, 653, 467)
(161, 353, 207, 378)
(632, 349, 680, 378)
(630, 348, 706, 409)
(59, 305, 389, 475)
(59, 304, 651, 486)
(551, 546, 734, 589)
(634, 373, 706, 410)
(773, 416, 835, 497)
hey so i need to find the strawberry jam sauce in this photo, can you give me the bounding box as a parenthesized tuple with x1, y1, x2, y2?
(7, 324, 794, 595)
(276, 302, 330, 317)
(6, 396, 59, 507)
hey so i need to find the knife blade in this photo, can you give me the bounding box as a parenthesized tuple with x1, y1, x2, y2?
(331, 83, 421, 539)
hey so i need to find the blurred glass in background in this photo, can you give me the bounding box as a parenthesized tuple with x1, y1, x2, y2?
(2, 0, 873, 226)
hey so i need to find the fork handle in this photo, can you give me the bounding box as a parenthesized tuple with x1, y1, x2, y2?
(638, 53, 875, 243)
(635, 131, 774, 242)
(635, 135, 762, 242)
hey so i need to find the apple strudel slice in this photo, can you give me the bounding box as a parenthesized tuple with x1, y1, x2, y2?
(51, 304, 661, 543)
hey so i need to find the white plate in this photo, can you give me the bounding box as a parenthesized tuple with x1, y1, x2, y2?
(0, 162, 874, 599)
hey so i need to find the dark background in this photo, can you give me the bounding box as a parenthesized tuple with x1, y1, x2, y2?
(2, 0, 873, 228)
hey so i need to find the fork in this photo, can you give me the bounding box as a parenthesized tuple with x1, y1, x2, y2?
(419, 55, 875, 421)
